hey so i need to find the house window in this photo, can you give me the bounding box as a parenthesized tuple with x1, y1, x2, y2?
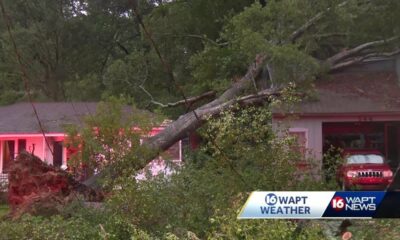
(18, 139, 27, 153)
(2, 140, 15, 173)
(289, 128, 308, 159)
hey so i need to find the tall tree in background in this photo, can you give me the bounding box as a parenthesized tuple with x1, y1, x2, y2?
(102, 0, 255, 110)
(0, 0, 254, 105)
(0, 0, 79, 101)
(0, 0, 150, 102)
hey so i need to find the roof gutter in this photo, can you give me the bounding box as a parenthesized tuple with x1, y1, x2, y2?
(273, 111, 400, 119)
(0, 133, 66, 138)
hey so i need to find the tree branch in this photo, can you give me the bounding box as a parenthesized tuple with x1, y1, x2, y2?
(116, 41, 130, 55)
(362, 49, 400, 62)
(328, 48, 400, 71)
(140, 86, 216, 108)
(154, 33, 227, 47)
(290, 1, 349, 43)
(326, 36, 399, 66)
(313, 32, 348, 39)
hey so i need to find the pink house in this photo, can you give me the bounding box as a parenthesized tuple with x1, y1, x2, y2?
(273, 59, 400, 178)
(0, 102, 182, 182)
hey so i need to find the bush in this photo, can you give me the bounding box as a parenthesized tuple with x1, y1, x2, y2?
(0, 204, 153, 240)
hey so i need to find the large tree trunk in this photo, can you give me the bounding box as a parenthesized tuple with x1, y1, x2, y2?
(84, 54, 271, 187)
(7, 152, 103, 219)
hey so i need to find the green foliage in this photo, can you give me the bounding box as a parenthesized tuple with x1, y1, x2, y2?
(143, 0, 254, 93)
(1, 0, 399, 108)
(190, 2, 322, 91)
(106, 104, 327, 238)
(65, 98, 161, 185)
(2, 207, 400, 239)
(0, 204, 8, 218)
(208, 209, 325, 240)
(0, 0, 256, 106)
(0, 204, 153, 240)
(322, 146, 344, 183)
(0, 0, 144, 103)
(0, 215, 100, 240)
(347, 219, 400, 240)
(202, 106, 297, 190)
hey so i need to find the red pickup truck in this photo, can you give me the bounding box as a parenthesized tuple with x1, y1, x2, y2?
(336, 150, 393, 190)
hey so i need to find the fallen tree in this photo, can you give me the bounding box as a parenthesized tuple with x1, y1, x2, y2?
(84, 54, 277, 187)
(2, 0, 398, 218)
(85, 31, 399, 187)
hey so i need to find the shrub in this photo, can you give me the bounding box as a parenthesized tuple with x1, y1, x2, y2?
(0, 204, 153, 240)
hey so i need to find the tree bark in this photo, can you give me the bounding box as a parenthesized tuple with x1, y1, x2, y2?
(326, 37, 399, 68)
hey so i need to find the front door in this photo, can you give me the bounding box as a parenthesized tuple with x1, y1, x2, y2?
(53, 141, 63, 168)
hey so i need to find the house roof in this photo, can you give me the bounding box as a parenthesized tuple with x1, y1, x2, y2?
(278, 72, 400, 115)
(0, 102, 153, 134)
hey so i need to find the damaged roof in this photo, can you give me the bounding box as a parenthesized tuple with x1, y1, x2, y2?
(283, 72, 400, 115)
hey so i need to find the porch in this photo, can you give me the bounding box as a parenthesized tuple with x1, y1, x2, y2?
(0, 134, 67, 179)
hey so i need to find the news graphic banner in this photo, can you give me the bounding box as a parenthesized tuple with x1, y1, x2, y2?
(238, 191, 400, 219)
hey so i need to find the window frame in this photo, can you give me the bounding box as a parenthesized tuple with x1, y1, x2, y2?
(288, 128, 309, 159)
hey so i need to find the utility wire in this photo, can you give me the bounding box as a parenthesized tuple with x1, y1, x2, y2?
(130, 2, 249, 186)
(0, 0, 54, 157)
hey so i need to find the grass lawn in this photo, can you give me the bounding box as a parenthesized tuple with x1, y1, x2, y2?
(0, 204, 8, 218)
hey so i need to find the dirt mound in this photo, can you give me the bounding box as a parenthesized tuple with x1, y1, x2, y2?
(7, 152, 103, 218)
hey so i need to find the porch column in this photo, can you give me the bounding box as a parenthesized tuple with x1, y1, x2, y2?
(0, 140, 2, 174)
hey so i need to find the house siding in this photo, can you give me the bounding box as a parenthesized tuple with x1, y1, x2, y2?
(273, 119, 323, 166)
(273, 113, 400, 166)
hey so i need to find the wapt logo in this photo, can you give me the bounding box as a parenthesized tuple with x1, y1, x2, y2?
(323, 192, 386, 218)
(331, 195, 376, 212)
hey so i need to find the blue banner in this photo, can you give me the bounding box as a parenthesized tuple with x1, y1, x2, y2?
(238, 191, 400, 219)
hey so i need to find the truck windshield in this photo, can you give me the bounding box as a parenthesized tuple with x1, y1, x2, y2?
(346, 154, 384, 164)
